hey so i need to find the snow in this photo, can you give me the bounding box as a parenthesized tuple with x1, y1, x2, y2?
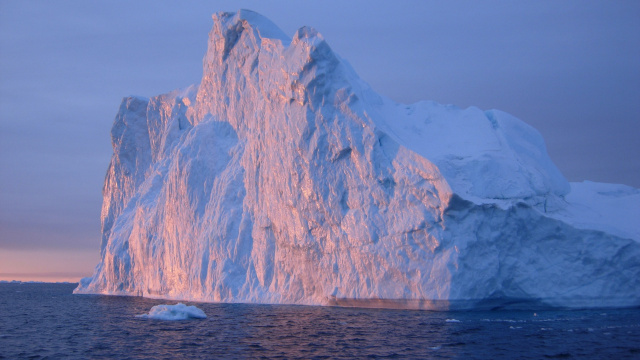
(548, 181, 640, 240)
(74, 10, 639, 310)
(372, 101, 570, 205)
(136, 303, 206, 320)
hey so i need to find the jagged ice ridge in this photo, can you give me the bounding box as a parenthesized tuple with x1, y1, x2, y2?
(75, 10, 640, 310)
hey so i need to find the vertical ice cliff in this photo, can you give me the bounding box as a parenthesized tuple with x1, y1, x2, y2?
(76, 10, 640, 309)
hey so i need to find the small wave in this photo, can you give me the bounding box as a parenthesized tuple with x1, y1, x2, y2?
(482, 319, 522, 323)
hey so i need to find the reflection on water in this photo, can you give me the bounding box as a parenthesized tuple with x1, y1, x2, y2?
(327, 297, 451, 311)
(1, 283, 639, 359)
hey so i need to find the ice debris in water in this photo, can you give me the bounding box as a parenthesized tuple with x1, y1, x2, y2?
(136, 303, 207, 320)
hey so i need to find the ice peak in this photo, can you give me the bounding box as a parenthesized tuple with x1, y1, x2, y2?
(291, 25, 333, 58)
(209, 10, 333, 57)
(212, 9, 289, 45)
(293, 26, 323, 43)
(193, 10, 343, 128)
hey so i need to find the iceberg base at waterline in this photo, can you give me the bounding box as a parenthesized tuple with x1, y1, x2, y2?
(74, 10, 640, 310)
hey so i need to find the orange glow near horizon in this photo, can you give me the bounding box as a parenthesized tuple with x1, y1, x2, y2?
(0, 248, 97, 283)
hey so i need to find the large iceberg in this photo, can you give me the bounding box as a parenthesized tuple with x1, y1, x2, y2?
(75, 10, 640, 310)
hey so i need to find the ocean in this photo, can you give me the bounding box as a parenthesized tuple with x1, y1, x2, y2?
(0, 283, 638, 359)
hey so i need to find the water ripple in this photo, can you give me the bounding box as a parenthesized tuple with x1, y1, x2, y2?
(1, 284, 639, 359)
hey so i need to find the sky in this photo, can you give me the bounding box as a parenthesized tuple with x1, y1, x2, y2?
(1, 1, 638, 282)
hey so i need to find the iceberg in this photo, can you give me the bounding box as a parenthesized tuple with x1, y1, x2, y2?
(136, 303, 207, 320)
(75, 10, 639, 310)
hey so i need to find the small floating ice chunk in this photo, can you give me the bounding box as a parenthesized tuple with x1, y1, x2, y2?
(445, 319, 461, 323)
(136, 303, 207, 320)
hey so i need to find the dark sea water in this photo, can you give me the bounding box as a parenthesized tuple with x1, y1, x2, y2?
(0, 283, 638, 359)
